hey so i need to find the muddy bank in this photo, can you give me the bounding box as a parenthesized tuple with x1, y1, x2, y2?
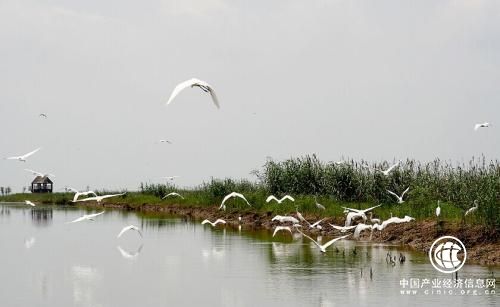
(84, 202, 499, 266)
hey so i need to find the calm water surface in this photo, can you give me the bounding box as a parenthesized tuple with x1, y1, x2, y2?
(0, 203, 498, 307)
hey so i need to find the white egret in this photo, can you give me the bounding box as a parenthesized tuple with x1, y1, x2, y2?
(474, 122, 490, 131)
(298, 230, 350, 253)
(387, 187, 410, 204)
(372, 215, 415, 231)
(369, 212, 380, 224)
(272, 226, 293, 237)
(436, 200, 441, 217)
(73, 193, 125, 203)
(266, 195, 295, 204)
(24, 200, 36, 207)
(117, 225, 142, 238)
(158, 140, 172, 144)
(329, 224, 356, 233)
(24, 169, 55, 178)
(5, 147, 41, 162)
(465, 200, 479, 216)
(162, 176, 179, 181)
(219, 192, 251, 210)
(39, 113, 47, 118)
(201, 219, 226, 227)
(166, 78, 220, 108)
(66, 211, 105, 224)
(72, 190, 98, 202)
(162, 192, 184, 199)
(342, 205, 382, 226)
(353, 223, 373, 239)
(376, 161, 400, 176)
(314, 196, 326, 210)
(272, 215, 300, 224)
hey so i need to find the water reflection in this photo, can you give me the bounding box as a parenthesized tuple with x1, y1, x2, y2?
(117, 245, 143, 260)
(24, 237, 36, 249)
(70, 265, 102, 307)
(31, 207, 53, 227)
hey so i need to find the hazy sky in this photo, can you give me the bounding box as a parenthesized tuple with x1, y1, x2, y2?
(0, 0, 498, 192)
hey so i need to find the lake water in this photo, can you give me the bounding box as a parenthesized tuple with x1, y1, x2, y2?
(0, 203, 498, 307)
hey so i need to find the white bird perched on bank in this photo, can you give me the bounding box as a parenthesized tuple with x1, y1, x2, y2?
(117, 245, 143, 260)
(66, 211, 105, 224)
(329, 224, 356, 233)
(25, 200, 36, 207)
(24, 169, 55, 178)
(5, 147, 41, 162)
(266, 195, 295, 204)
(298, 230, 350, 253)
(436, 201, 441, 217)
(465, 200, 479, 216)
(372, 215, 415, 231)
(387, 187, 410, 204)
(474, 122, 490, 131)
(162, 192, 184, 199)
(314, 196, 326, 210)
(117, 225, 142, 238)
(272, 225, 299, 237)
(166, 78, 220, 108)
(73, 193, 125, 203)
(201, 219, 226, 227)
(369, 212, 380, 224)
(272, 215, 300, 224)
(219, 192, 251, 210)
(353, 223, 373, 239)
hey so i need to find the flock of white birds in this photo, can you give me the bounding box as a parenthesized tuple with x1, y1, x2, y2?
(3, 77, 490, 255)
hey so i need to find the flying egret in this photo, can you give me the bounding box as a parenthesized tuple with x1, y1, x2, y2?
(342, 205, 382, 226)
(72, 190, 98, 202)
(201, 219, 226, 227)
(465, 200, 479, 216)
(25, 200, 36, 207)
(436, 200, 441, 217)
(272, 215, 300, 224)
(272, 226, 293, 237)
(5, 147, 41, 162)
(314, 196, 326, 210)
(166, 78, 220, 108)
(387, 187, 410, 204)
(73, 193, 125, 203)
(298, 230, 350, 253)
(376, 161, 400, 176)
(66, 211, 105, 223)
(24, 169, 55, 178)
(474, 122, 490, 131)
(158, 140, 172, 144)
(329, 224, 356, 233)
(372, 215, 415, 231)
(219, 192, 251, 210)
(162, 192, 184, 199)
(266, 195, 295, 204)
(162, 176, 179, 181)
(353, 223, 373, 239)
(39, 113, 47, 118)
(117, 225, 142, 238)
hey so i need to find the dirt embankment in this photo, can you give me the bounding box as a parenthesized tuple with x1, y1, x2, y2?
(86, 202, 499, 266)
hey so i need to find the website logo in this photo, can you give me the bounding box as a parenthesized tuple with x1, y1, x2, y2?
(429, 236, 466, 273)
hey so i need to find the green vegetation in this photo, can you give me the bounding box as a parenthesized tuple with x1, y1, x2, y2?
(1, 155, 498, 229)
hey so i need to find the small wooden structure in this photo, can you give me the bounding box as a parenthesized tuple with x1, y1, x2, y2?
(31, 176, 53, 193)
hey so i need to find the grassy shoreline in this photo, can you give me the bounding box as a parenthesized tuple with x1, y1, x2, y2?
(1, 191, 498, 265)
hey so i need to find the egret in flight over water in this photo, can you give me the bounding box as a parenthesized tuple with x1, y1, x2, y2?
(201, 219, 226, 227)
(66, 211, 105, 224)
(117, 225, 142, 238)
(266, 195, 295, 204)
(298, 230, 350, 253)
(219, 192, 251, 210)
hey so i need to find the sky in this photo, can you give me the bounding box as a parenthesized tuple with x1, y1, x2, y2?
(0, 0, 498, 192)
